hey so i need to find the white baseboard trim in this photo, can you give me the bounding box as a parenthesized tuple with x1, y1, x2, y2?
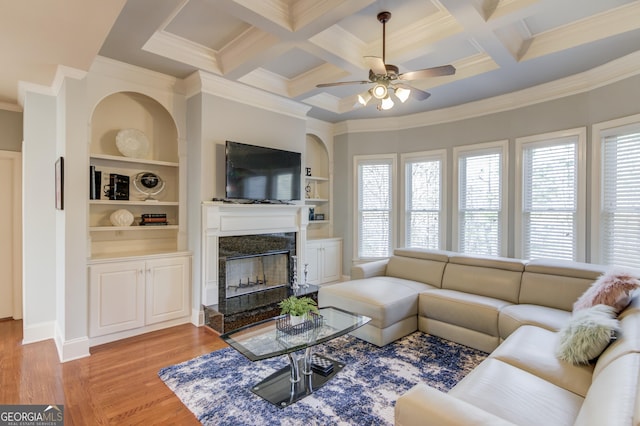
(54, 325, 90, 363)
(22, 321, 55, 344)
(192, 307, 204, 326)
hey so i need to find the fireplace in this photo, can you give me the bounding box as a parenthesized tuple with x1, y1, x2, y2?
(218, 232, 296, 316)
(201, 202, 309, 332)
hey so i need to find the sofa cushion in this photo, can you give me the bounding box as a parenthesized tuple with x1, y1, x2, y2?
(574, 353, 640, 426)
(419, 289, 512, 337)
(498, 304, 570, 338)
(520, 259, 606, 311)
(491, 325, 594, 397)
(449, 358, 584, 426)
(442, 260, 523, 303)
(386, 249, 448, 287)
(556, 304, 620, 365)
(317, 277, 434, 328)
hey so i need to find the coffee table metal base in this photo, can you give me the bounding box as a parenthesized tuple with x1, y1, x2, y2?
(251, 354, 344, 408)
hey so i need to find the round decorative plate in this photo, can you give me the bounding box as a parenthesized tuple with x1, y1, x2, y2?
(115, 128, 149, 159)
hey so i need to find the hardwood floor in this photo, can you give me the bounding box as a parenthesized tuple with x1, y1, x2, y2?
(0, 320, 227, 425)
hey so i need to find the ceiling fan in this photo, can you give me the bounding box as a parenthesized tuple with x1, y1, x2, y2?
(317, 11, 456, 110)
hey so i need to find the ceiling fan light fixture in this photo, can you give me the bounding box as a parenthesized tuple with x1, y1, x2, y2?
(379, 95, 394, 110)
(395, 86, 410, 103)
(358, 90, 372, 106)
(372, 83, 388, 99)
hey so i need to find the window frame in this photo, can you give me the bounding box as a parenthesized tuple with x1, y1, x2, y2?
(591, 113, 640, 265)
(400, 149, 447, 250)
(514, 127, 586, 261)
(452, 140, 508, 256)
(353, 153, 397, 262)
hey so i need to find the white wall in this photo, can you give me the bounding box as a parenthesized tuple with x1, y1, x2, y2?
(22, 92, 57, 343)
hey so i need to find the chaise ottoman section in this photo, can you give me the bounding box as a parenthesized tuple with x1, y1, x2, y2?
(318, 276, 436, 346)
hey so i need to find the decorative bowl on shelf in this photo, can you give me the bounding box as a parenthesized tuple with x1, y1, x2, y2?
(115, 128, 149, 159)
(109, 209, 134, 227)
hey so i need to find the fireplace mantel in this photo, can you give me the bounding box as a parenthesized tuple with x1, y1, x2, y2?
(201, 202, 309, 306)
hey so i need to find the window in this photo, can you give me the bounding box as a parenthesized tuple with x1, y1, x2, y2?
(592, 115, 640, 268)
(515, 128, 586, 261)
(453, 141, 507, 256)
(401, 150, 446, 249)
(354, 154, 396, 259)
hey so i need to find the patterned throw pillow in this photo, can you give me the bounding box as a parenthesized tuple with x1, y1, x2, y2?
(556, 304, 620, 365)
(573, 270, 640, 313)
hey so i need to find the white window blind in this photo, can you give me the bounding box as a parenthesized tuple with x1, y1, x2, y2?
(601, 131, 640, 267)
(357, 158, 394, 258)
(405, 157, 442, 249)
(522, 139, 577, 260)
(458, 150, 502, 256)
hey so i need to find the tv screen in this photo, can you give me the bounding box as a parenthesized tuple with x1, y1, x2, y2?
(225, 141, 301, 201)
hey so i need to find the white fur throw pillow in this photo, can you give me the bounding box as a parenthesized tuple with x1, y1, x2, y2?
(573, 269, 640, 313)
(556, 304, 620, 365)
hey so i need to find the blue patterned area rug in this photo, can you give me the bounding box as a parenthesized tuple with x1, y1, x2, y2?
(159, 332, 486, 426)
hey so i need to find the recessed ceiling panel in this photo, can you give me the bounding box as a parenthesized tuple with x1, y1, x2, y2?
(262, 48, 326, 79)
(337, 0, 441, 44)
(165, 0, 250, 50)
(524, 0, 634, 35)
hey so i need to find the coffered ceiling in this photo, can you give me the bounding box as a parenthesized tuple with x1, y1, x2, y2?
(3, 0, 640, 122)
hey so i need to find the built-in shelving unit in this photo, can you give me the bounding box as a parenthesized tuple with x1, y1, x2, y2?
(305, 135, 331, 237)
(88, 91, 182, 259)
(87, 90, 190, 346)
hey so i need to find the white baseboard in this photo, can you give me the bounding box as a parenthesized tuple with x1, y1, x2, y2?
(22, 320, 55, 344)
(54, 325, 90, 363)
(192, 307, 204, 326)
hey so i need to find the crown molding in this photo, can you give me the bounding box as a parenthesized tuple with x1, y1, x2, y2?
(333, 50, 640, 135)
(185, 70, 311, 119)
(89, 56, 181, 94)
(142, 30, 221, 75)
(0, 102, 22, 112)
(17, 64, 87, 108)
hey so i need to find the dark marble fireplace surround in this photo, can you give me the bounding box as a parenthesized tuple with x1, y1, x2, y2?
(216, 232, 296, 329)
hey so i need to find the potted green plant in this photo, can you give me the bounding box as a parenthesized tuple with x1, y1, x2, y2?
(279, 296, 318, 325)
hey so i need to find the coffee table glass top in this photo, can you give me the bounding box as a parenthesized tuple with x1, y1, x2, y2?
(221, 307, 370, 361)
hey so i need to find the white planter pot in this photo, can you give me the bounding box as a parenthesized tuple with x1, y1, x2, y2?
(290, 314, 305, 326)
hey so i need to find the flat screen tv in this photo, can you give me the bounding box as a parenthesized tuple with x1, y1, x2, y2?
(225, 141, 301, 202)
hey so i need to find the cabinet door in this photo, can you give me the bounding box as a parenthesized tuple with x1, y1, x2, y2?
(89, 261, 145, 337)
(145, 256, 190, 324)
(305, 242, 322, 285)
(321, 241, 342, 283)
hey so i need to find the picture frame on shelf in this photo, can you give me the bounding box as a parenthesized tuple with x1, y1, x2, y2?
(55, 157, 64, 210)
(314, 213, 325, 221)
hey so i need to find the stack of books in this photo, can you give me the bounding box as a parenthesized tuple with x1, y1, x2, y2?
(140, 213, 168, 226)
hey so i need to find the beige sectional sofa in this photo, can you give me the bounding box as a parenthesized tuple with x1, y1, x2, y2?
(318, 248, 640, 426)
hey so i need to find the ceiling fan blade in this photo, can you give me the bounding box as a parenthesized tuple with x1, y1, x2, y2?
(316, 80, 371, 88)
(364, 56, 387, 76)
(394, 83, 431, 101)
(398, 65, 456, 81)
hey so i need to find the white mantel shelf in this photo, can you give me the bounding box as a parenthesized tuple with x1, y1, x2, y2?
(200, 202, 309, 306)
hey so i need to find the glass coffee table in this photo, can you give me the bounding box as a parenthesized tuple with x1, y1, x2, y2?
(220, 306, 370, 408)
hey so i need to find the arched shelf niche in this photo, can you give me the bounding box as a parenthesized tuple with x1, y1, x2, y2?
(305, 133, 331, 237)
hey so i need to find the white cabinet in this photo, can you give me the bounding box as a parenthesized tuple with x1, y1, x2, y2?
(89, 254, 190, 338)
(145, 256, 190, 324)
(306, 238, 342, 285)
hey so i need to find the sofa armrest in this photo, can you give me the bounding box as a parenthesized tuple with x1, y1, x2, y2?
(350, 259, 389, 279)
(395, 384, 515, 426)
